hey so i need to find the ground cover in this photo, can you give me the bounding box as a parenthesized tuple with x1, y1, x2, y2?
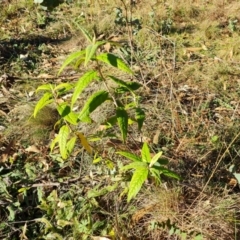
(1, 0, 240, 239)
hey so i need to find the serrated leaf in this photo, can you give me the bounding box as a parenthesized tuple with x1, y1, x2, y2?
(71, 70, 97, 108)
(116, 107, 128, 143)
(66, 136, 77, 156)
(194, 234, 203, 240)
(117, 151, 141, 162)
(57, 103, 79, 125)
(156, 167, 180, 180)
(141, 142, 151, 163)
(158, 158, 169, 165)
(149, 151, 163, 168)
(121, 161, 147, 172)
(36, 83, 53, 92)
(34, 92, 53, 118)
(127, 167, 148, 202)
(78, 90, 109, 123)
(125, 81, 142, 90)
(58, 50, 85, 75)
(59, 125, 70, 159)
(180, 232, 187, 240)
(96, 53, 133, 74)
(85, 42, 106, 66)
(135, 107, 145, 131)
(76, 132, 92, 154)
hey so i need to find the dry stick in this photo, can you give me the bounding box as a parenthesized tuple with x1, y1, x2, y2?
(183, 130, 240, 217)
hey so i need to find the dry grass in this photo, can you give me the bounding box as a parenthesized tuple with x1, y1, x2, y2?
(130, 186, 240, 239)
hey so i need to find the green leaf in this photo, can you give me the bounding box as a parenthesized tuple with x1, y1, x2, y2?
(135, 108, 145, 131)
(125, 101, 137, 110)
(54, 83, 74, 92)
(108, 75, 134, 92)
(85, 42, 106, 66)
(58, 50, 85, 75)
(57, 103, 79, 125)
(116, 107, 128, 143)
(75, 57, 85, 69)
(154, 166, 180, 180)
(141, 142, 151, 163)
(57, 219, 72, 227)
(18, 187, 30, 193)
(121, 161, 147, 172)
(149, 151, 163, 168)
(87, 183, 118, 198)
(96, 53, 133, 74)
(127, 167, 148, 202)
(71, 70, 97, 108)
(149, 168, 161, 184)
(66, 136, 77, 156)
(7, 205, 15, 221)
(78, 90, 109, 123)
(34, 92, 53, 118)
(162, 170, 180, 180)
(50, 135, 59, 152)
(35, 218, 53, 230)
(36, 83, 53, 92)
(117, 151, 141, 162)
(58, 125, 70, 159)
(102, 115, 118, 128)
(116, 81, 142, 93)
